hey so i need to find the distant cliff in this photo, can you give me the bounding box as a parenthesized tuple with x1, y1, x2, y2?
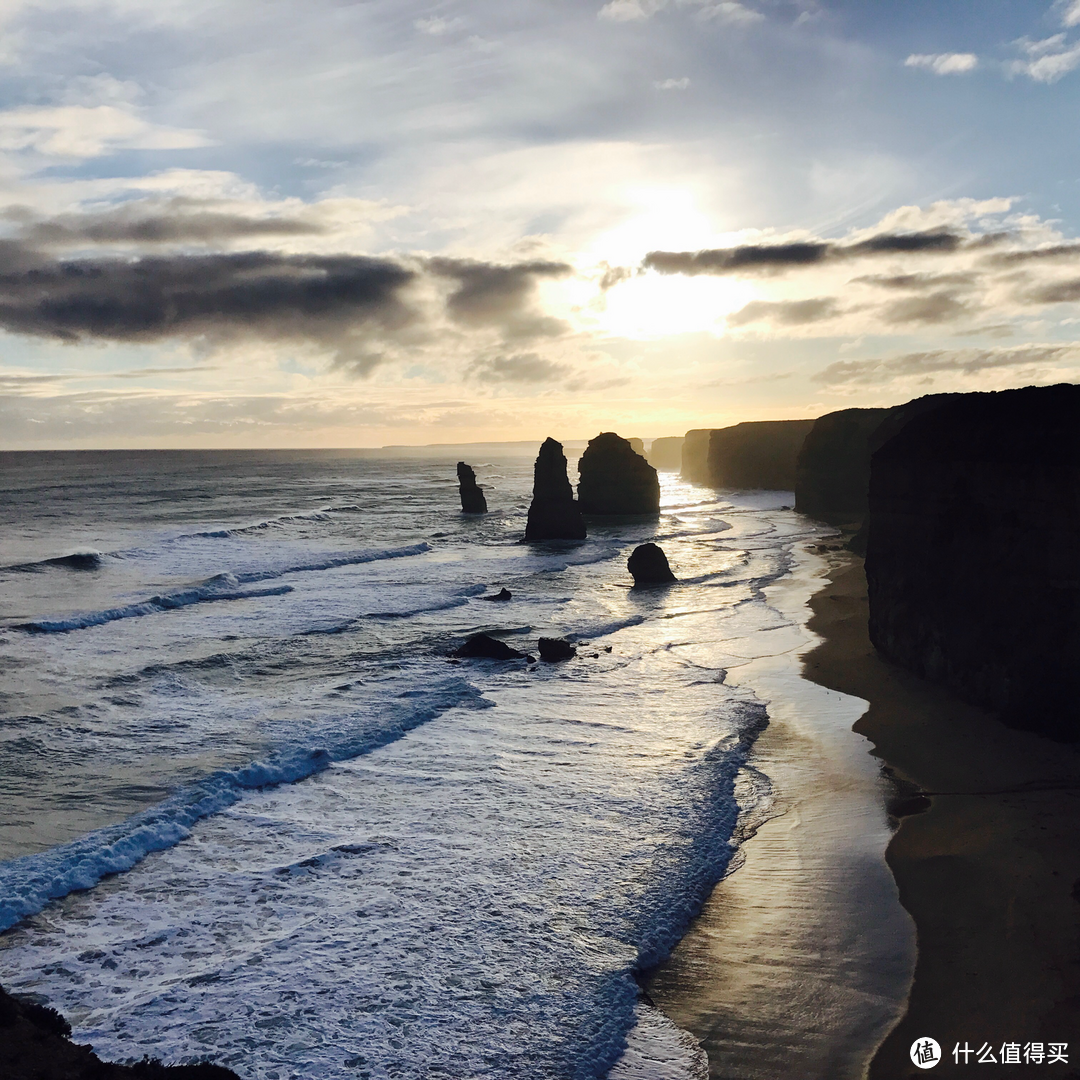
(648, 436, 684, 471)
(794, 408, 892, 524)
(681, 429, 712, 484)
(865, 383, 1080, 740)
(708, 419, 815, 490)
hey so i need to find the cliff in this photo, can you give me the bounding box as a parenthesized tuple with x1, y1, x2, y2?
(794, 408, 892, 524)
(865, 383, 1080, 740)
(647, 436, 684, 471)
(577, 432, 660, 515)
(707, 419, 815, 490)
(681, 429, 712, 484)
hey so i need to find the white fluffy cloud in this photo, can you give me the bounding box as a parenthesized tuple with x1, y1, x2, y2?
(904, 52, 978, 75)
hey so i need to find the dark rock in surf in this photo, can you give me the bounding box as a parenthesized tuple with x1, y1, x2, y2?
(577, 432, 660, 515)
(866, 383, 1080, 741)
(452, 633, 525, 660)
(0, 982, 241, 1079)
(628, 543, 676, 585)
(480, 588, 512, 602)
(457, 462, 487, 514)
(538, 637, 576, 662)
(524, 438, 586, 541)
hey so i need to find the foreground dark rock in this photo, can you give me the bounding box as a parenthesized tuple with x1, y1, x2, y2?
(538, 637, 576, 662)
(524, 438, 586, 541)
(577, 432, 660, 515)
(452, 633, 525, 660)
(708, 419, 815, 490)
(0, 984, 239, 1080)
(794, 408, 892, 524)
(480, 587, 512, 602)
(628, 543, 676, 585)
(647, 436, 684, 471)
(456, 461, 487, 513)
(866, 383, 1080, 740)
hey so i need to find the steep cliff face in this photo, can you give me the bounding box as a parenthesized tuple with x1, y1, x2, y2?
(707, 419, 815, 490)
(866, 383, 1080, 739)
(794, 408, 891, 524)
(681, 429, 712, 484)
(524, 437, 587, 541)
(647, 436, 684, 471)
(577, 432, 660, 515)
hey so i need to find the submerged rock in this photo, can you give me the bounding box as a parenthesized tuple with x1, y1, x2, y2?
(524, 438, 586, 541)
(627, 543, 676, 585)
(480, 587, 512, 602)
(866, 383, 1080, 740)
(452, 633, 525, 660)
(456, 461, 487, 514)
(538, 637, 576, 662)
(577, 432, 660, 515)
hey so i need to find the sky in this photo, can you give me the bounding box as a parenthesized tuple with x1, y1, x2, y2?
(5, 0, 1080, 448)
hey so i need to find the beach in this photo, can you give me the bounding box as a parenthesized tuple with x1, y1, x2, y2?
(649, 545, 1080, 1078)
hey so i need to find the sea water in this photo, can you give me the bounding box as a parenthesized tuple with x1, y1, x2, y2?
(0, 450, 822, 1079)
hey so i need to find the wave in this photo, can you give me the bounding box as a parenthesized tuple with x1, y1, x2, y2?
(0, 676, 490, 933)
(15, 543, 431, 635)
(2, 551, 105, 574)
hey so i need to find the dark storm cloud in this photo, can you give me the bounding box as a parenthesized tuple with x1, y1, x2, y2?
(727, 296, 840, 326)
(814, 344, 1075, 386)
(642, 229, 968, 277)
(427, 257, 573, 339)
(467, 352, 569, 382)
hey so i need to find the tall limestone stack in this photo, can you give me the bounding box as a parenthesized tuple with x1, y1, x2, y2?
(524, 437, 587, 541)
(866, 383, 1080, 740)
(794, 408, 891, 524)
(456, 461, 487, 514)
(708, 419, 815, 490)
(577, 432, 660, 515)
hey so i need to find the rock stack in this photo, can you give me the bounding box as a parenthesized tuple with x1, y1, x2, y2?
(627, 542, 676, 585)
(456, 461, 487, 514)
(524, 438, 587, 541)
(577, 432, 660, 515)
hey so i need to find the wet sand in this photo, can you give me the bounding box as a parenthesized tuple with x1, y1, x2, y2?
(643, 546, 915, 1079)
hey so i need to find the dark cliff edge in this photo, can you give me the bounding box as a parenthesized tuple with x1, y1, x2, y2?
(707, 419, 815, 490)
(866, 383, 1080, 741)
(0, 983, 240, 1079)
(577, 432, 660, 515)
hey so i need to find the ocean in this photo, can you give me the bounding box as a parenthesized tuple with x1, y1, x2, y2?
(0, 449, 823, 1080)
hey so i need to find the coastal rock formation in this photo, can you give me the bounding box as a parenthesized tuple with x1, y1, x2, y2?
(647, 436, 684, 471)
(0, 983, 240, 1079)
(456, 462, 487, 514)
(866, 383, 1080, 740)
(452, 633, 525, 660)
(480, 587, 512, 602)
(538, 637, 576, 662)
(577, 432, 660, 516)
(524, 438, 586, 541)
(627, 542, 676, 585)
(794, 408, 892, 524)
(628, 437, 645, 456)
(681, 429, 712, 484)
(707, 419, 815, 490)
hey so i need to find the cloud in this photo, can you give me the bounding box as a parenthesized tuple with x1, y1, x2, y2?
(904, 53, 978, 75)
(1008, 35, 1080, 82)
(880, 290, 974, 324)
(643, 228, 965, 276)
(852, 271, 978, 290)
(0, 105, 209, 157)
(1064, 1, 1080, 28)
(414, 15, 464, 35)
(814, 344, 1078, 385)
(467, 352, 569, 382)
(654, 77, 690, 90)
(727, 297, 840, 326)
(598, 0, 761, 23)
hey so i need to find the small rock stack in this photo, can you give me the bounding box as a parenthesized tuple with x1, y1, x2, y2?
(457, 462, 487, 514)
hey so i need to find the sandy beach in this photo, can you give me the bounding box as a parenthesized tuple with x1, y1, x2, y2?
(647, 546, 1080, 1079)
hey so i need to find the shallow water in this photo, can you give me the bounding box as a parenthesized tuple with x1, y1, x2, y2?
(0, 450, 823, 1078)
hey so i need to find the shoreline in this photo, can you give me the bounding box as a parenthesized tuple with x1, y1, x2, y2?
(643, 544, 915, 1079)
(803, 553, 1080, 1078)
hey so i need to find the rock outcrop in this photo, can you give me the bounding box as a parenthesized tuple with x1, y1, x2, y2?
(524, 438, 587, 541)
(628, 437, 645, 456)
(647, 436, 684, 471)
(480, 587, 512, 602)
(577, 432, 660, 516)
(681, 429, 712, 484)
(538, 637, 576, 662)
(865, 383, 1080, 740)
(707, 419, 815, 490)
(452, 633, 525, 660)
(627, 542, 676, 585)
(456, 461, 487, 514)
(0, 983, 240, 1079)
(794, 408, 892, 524)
